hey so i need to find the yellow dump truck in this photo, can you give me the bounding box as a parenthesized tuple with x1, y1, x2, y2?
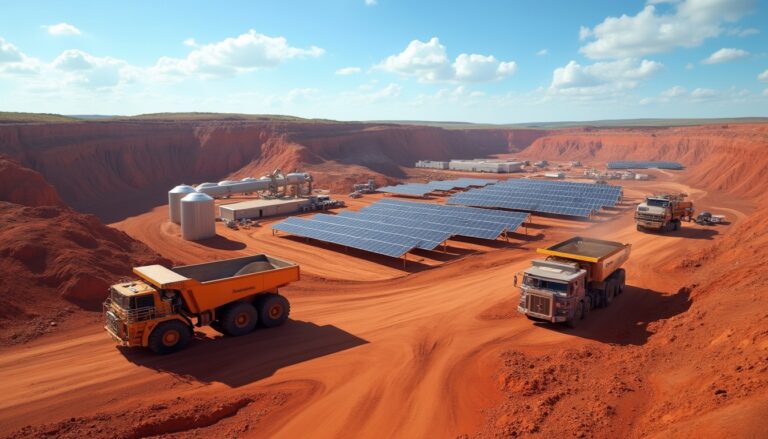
(517, 237, 631, 328)
(104, 255, 299, 354)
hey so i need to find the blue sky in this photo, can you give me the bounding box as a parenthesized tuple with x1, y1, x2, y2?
(1, 0, 766, 123)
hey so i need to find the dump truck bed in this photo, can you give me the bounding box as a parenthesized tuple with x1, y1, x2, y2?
(537, 237, 630, 283)
(133, 255, 300, 313)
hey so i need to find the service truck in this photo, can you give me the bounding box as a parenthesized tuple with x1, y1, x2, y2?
(104, 254, 299, 354)
(517, 237, 631, 328)
(635, 193, 694, 232)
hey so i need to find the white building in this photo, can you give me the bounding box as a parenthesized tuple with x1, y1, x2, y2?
(415, 160, 449, 170)
(448, 159, 524, 173)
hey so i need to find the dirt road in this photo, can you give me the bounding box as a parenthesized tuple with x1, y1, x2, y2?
(0, 175, 746, 438)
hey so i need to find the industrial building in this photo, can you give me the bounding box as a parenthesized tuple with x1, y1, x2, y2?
(448, 159, 524, 173)
(219, 198, 310, 221)
(415, 160, 449, 170)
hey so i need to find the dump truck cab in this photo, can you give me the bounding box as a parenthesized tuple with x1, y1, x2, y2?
(519, 259, 587, 324)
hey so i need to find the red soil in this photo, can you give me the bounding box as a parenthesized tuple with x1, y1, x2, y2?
(0, 120, 766, 438)
(0, 159, 169, 345)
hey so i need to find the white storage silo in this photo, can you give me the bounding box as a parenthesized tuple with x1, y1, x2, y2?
(168, 185, 198, 224)
(180, 192, 216, 240)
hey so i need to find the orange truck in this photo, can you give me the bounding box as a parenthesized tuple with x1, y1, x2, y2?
(104, 255, 299, 354)
(635, 193, 694, 232)
(517, 237, 631, 328)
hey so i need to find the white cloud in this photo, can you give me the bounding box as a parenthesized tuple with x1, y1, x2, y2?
(44, 23, 81, 36)
(152, 29, 324, 78)
(365, 0, 377, 5)
(763, 89, 768, 97)
(183, 38, 197, 47)
(536, 49, 548, 56)
(0, 37, 42, 75)
(759, 69, 768, 82)
(377, 37, 516, 83)
(727, 27, 759, 37)
(51, 49, 129, 88)
(335, 66, 361, 75)
(702, 48, 749, 64)
(690, 87, 718, 99)
(549, 58, 663, 96)
(662, 85, 687, 97)
(579, 0, 755, 59)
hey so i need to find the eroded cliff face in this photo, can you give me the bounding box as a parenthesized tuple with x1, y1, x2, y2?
(0, 121, 544, 220)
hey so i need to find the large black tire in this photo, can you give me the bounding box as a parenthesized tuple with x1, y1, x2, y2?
(148, 320, 192, 355)
(220, 302, 258, 336)
(673, 219, 681, 231)
(615, 269, 626, 295)
(566, 301, 585, 328)
(256, 294, 290, 328)
(605, 280, 614, 306)
(636, 224, 643, 232)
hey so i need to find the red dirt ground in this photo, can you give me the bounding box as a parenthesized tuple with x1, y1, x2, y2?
(0, 120, 766, 438)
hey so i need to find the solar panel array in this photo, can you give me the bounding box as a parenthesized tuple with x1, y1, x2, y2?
(607, 161, 684, 170)
(272, 199, 529, 258)
(377, 178, 497, 196)
(447, 179, 622, 218)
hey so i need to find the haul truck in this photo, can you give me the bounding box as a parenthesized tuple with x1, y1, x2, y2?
(104, 255, 299, 354)
(635, 193, 694, 232)
(517, 237, 631, 328)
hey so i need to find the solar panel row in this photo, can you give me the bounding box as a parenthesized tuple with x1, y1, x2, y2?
(271, 199, 529, 258)
(607, 161, 684, 170)
(377, 178, 497, 196)
(447, 179, 622, 218)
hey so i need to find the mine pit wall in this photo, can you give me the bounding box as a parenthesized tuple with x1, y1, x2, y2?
(0, 121, 546, 220)
(519, 124, 768, 203)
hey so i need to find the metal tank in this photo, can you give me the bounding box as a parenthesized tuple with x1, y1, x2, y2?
(168, 185, 198, 224)
(195, 173, 313, 198)
(180, 192, 216, 240)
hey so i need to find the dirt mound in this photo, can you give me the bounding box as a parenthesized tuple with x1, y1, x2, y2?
(0, 202, 171, 344)
(0, 156, 64, 207)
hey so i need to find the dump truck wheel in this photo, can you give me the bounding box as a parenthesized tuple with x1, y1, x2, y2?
(566, 301, 585, 328)
(148, 320, 191, 355)
(257, 294, 290, 328)
(220, 302, 258, 336)
(636, 224, 643, 232)
(616, 269, 626, 294)
(605, 281, 614, 306)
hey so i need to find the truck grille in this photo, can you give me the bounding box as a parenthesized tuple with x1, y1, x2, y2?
(527, 294, 552, 318)
(636, 213, 662, 221)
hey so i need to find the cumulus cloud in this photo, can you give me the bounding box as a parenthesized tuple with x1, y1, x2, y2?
(702, 48, 750, 64)
(51, 49, 129, 88)
(0, 37, 41, 75)
(727, 27, 759, 37)
(44, 22, 81, 36)
(579, 0, 755, 59)
(690, 87, 718, 99)
(549, 58, 663, 96)
(377, 37, 516, 83)
(662, 85, 687, 98)
(336, 66, 361, 75)
(152, 29, 324, 78)
(759, 69, 768, 82)
(183, 38, 197, 47)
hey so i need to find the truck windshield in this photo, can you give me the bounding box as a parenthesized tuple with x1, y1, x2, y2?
(647, 199, 669, 208)
(110, 288, 154, 309)
(523, 276, 568, 292)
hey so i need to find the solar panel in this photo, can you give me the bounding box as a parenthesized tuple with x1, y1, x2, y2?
(309, 214, 450, 250)
(374, 198, 528, 230)
(446, 179, 621, 217)
(376, 178, 498, 196)
(272, 217, 414, 257)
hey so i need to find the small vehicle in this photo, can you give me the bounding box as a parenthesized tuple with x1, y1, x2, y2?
(104, 255, 299, 354)
(517, 237, 631, 328)
(696, 211, 713, 225)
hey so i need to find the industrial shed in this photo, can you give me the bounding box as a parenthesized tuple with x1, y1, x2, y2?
(219, 199, 310, 221)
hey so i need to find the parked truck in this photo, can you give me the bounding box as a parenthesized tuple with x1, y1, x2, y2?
(635, 193, 694, 232)
(104, 255, 299, 354)
(517, 237, 631, 328)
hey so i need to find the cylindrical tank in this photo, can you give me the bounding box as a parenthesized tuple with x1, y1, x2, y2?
(180, 192, 216, 240)
(168, 185, 197, 224)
